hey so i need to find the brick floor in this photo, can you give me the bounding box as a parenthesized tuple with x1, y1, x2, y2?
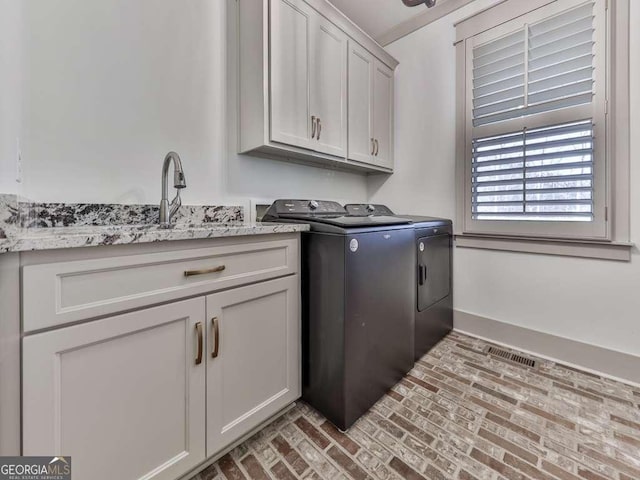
(190, 332, 640, 480)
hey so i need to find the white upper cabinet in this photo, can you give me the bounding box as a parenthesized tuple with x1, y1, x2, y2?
(269, 0, 348, 157)
(310, 15, 348, 157)
(347, 43, 394, 171)
(373, 61, 394, 170)
(236, 0, 398, 173)
(348, 41, 375, 163)
(270, 0, 314, 150)
(348, 42, 374, 164)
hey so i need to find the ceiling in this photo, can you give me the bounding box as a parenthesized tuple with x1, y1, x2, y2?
(329, 0, 445, 42)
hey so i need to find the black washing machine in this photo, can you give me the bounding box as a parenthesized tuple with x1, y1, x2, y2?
(263, 200, 416, 430)
(345, 204, 453, 360)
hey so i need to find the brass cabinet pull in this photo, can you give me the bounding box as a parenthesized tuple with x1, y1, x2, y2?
(211, 317, 220, 358)
(317, 118, 322, 140)
(311, 116, 317, 139)
(184, 265, 226, 277)
(195, 322, 203, 365)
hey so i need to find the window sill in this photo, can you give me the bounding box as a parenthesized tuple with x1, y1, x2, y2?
(455, 234, 634, 261)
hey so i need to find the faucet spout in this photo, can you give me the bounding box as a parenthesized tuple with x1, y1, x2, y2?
(160, 152, 186, 228)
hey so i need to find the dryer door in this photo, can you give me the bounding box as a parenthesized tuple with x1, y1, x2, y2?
(417, 234, 451, 311)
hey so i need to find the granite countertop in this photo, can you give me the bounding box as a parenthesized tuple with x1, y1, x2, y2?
(0, 222, 308, 253)
(0, 195, 308, 254)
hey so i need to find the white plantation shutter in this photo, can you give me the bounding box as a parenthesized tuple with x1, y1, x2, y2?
(472, 3, 595, 127)
(472, 120, 594, 220)
(459, 0, 607, 239)
(472, 29, 526, 125)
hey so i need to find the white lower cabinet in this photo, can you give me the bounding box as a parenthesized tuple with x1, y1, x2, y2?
(22, 298, 207, 480)
(206, 275, 300, 457)
(22, 261, 301, 480)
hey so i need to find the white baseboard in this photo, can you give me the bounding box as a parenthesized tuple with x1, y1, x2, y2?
(454, 309, 640, 387)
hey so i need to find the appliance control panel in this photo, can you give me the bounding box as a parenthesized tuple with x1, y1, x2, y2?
(266, 199, 347, 216)
(344, 204, 395, 216)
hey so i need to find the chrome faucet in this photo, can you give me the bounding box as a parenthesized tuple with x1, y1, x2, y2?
(159, 151, 186, 228)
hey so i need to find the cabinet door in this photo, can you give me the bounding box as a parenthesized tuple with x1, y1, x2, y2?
(270, 0, 314, 150)
(373, 60, 394, 169)
(347, 41, 375, 164)
(310, 15, 348, 157)
(206, 276, 300, 457)
(23, 299, 206, 480)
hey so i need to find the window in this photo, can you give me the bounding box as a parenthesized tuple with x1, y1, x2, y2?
(456, 0, 610, 240)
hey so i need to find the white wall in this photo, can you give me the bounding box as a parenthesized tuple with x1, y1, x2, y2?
(367, 3, 471, 218)
(373, 0, 640, 357)
(12, 0, 366, 205)
(0, 0, 22, 195)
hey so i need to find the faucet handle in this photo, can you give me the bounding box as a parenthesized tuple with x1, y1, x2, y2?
(169, 189, 182, 219)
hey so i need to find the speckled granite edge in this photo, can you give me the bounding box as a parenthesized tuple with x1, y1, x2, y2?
(1, 222, 308, 253)
(0, 195, 307, 254)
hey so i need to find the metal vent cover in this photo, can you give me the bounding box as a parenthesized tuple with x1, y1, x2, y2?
(485, 346, 537, 368)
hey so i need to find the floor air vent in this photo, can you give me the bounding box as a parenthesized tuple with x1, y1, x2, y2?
(485, 346, 537, 368)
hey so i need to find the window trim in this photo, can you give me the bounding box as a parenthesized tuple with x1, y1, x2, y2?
(455, 234, 632, 261)
(454, 0, 632, 259)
